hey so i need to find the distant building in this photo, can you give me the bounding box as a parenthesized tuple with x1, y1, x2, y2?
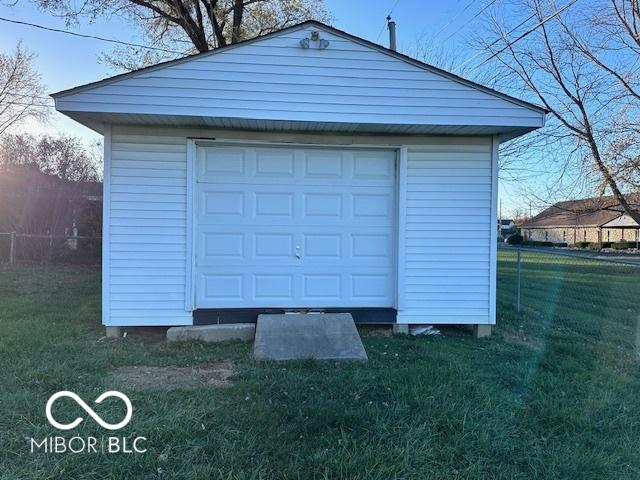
(521, 194, 640, 245)
(0, 164, 102, 236)
(499, 219, 515, 237)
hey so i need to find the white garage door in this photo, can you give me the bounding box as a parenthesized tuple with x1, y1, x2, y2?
(194, 144, 396, 308)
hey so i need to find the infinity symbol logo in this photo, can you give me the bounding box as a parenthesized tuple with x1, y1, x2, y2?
(45, 391, 133, 431)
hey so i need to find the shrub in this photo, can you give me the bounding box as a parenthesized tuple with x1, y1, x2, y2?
(554, 242, 568, 247)
(506, 233, 523, 245)
(612, 241, 637, 250)
(522, 240, 554, 247)
(586, 242, 613, 250)
(575, 241, 590, 248)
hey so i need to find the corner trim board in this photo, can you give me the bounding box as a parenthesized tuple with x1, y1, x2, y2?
(102, 124, 111, 326)
(489, 135, 499, 325)
(185, 138, 196, 315)
(396, 146, 408, 312)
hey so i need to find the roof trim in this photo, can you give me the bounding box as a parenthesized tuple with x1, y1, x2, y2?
(521, 224, 601, 229)
(51, 20, 547, 116)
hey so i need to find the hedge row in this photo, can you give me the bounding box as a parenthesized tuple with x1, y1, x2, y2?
(522, 240, 554, 247)
(611, 241, 638, 250)
(574, 241, 637, 250)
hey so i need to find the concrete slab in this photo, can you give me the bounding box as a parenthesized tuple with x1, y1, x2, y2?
(253, 313, 367, 361)
(167, 323, 255, 343)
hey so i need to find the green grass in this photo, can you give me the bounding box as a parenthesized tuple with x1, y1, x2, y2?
(1, 252, 639, 479)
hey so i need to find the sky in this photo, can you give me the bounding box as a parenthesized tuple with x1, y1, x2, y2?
(0, 0, 529, 216)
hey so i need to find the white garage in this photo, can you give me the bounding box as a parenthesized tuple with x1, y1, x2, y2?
(52, 20, 546, 331)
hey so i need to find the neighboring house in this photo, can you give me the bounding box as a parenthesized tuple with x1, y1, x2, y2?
(521, 194, 640, 245)
(499, 219, 515, 237)
(52, 21, 546, 331)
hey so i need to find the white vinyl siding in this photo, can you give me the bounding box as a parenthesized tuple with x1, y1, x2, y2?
(56, 25, 543, 130)
(106, 127, 191, 326)
(102, 126, 495, 327)
(397, 138, 494, 325)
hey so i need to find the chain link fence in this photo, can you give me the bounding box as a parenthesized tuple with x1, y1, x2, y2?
(0, 232, 101, 265)
(498, 245, 640, 323)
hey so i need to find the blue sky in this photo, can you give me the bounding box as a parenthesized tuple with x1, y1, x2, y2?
(1, 0, 524, 214)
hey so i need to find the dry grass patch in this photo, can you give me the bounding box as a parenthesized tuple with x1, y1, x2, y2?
(501, 329, 544, 351)
(109, 362, 234, 390)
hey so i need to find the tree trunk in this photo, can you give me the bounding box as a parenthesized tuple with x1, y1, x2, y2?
(231, 0, 244, 43)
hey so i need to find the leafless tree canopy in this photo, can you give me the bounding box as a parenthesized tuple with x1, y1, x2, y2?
(0, 43, 48, 135)
(36, 0, 330, 70)
(479, 0, 640, 221)
(0, 133, 102, 182)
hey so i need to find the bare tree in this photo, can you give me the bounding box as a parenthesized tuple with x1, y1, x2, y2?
(0, 43, 48, 135)
(36, 0, 330, 70)
(480, 0, 640, 223)
(0, 133, 102, 182)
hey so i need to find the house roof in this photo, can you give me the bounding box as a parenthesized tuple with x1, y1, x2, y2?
(522, 194, 640, 228)
(52, 20, 546, 138)
(52, 20, 547, 115)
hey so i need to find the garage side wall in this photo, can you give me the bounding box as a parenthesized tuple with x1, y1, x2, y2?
(398, 137, 495, 325)
(105, 126, 192, 326)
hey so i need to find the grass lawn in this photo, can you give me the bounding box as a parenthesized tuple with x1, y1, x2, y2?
(1, 250, 639, 479)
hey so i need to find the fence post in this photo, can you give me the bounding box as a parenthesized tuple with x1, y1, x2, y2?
(9, 231, 16, 265)
(516, 248, 521, 312)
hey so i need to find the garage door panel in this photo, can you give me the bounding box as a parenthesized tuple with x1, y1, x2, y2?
(303, 151, 345, 178)
(202, 190, 245, 216)
(303, 274, 342, 299)
(254, 274, 294, 300)
(201, 273, 244, 300)
(255, 149, 295, 177)
(195, 145, 396, 308)
(197, 148, 393, 187)
(197, 267, 395, 307)
(198, 191, 394, 227)
(255, 233, 294, 258)
(353, 150, 396, 179)
(304, 233, 342, 259)
(352, 274, 391, 300)
(304, 193, 343, 218)
(351, 233, 394, 259)
(200, 147, 246, 178)
(199, 229, 392, 268)
(202, 232, 245, 259)
(353, 192, 395, 219)
(254, 191, 295, 218)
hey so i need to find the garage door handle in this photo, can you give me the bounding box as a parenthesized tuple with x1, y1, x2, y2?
(295, 245, 301, 259)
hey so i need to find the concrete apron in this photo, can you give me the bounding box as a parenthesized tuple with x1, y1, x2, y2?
(253, 313, 368, 361)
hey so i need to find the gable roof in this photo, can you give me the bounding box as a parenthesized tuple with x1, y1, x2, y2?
(522, 194, 640, 228)
(52, 20, 546, 114)
(53, 20, 546, 137)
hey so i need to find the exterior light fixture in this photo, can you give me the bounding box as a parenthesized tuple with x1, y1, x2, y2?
(300, 31, 329, 49)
